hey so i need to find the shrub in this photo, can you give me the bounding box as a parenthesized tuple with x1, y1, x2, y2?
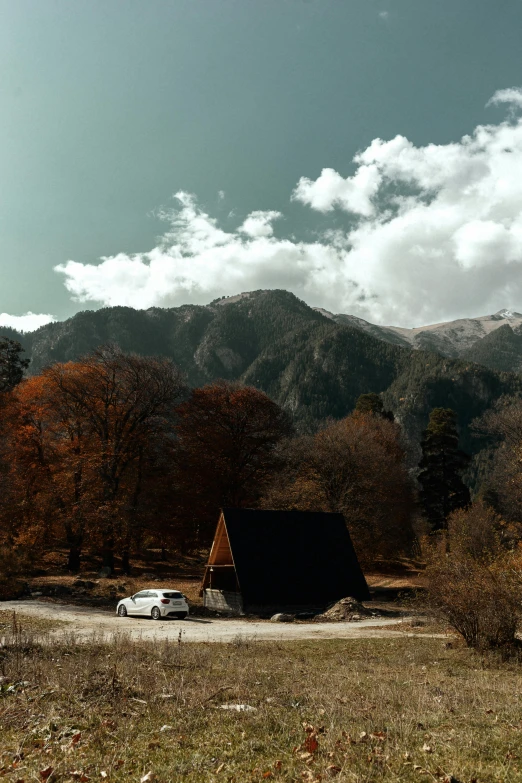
(0, 546, 33, 599)
(427, 553, 522, 651)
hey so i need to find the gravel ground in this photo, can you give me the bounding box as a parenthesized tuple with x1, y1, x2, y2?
(0, 600, 444, 643)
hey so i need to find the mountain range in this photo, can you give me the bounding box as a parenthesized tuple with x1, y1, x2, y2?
(319, 307, 522, 368)
(3, 290, 522, 465)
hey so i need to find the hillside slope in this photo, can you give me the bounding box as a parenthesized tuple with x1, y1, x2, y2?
(327, 308, 522, 371)
(3, 290, 521, 452)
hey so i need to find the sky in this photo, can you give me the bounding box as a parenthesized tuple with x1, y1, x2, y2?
(2, 0, 522, 331)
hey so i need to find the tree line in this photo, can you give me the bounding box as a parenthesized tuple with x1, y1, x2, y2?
(3, 336, 520, 590)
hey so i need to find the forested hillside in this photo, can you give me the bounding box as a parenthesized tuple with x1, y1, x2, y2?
(4, 289, 521, 450)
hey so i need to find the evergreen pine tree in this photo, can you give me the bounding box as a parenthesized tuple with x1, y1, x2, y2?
(418, 407, 470, 531)
(0, 338, 29, 393)
(355, 392, 394, 420)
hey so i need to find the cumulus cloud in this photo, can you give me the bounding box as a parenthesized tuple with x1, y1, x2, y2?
(55, 90, 522, 327)
(55, 195, 349, 313)
(239, 210, 282, 238)
(487, 87, 522, 110)
(0, 312, 56, 332)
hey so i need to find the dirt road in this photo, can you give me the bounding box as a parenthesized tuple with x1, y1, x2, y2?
(1, 600, 441, 643)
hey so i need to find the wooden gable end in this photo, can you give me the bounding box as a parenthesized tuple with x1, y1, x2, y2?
(207, 512, 234, 565)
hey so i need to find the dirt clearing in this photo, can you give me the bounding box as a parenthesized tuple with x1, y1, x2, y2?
(0, 600, 442, 642)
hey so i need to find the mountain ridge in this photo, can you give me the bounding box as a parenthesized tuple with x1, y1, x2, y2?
(2, 289, 521, 464)
(320, 307, 522, 360)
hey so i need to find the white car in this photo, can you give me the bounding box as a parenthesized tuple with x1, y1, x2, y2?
(116, 589, 189, 620)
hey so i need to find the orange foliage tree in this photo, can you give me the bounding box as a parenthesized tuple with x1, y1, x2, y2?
(264, 411, 417, 564)
(2, 348, 186, 571)
(174, 381, 294, 545)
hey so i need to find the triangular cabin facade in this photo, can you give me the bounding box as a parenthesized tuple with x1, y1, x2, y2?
(202, 508, 370, 615)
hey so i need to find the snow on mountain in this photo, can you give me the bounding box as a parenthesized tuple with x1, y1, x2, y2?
(320, 309, 522, 358)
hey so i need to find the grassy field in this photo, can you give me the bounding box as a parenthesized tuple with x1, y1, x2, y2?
(1, 617, 522, 782)
(0, 609, 69, 634)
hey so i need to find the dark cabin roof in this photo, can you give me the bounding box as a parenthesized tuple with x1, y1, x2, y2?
(221, 508, 369, 606)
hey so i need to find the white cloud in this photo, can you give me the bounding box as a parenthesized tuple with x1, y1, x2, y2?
(0, 312, 56, 332)
(292, 166, 380, 216)
(379, 11, 389, 19)
(239, 210, 282, 238)
(55, 90, 522, 327)
(218, 190, 225, 200)
(55, 194, 348, 312)
(487, 87, 522, 110)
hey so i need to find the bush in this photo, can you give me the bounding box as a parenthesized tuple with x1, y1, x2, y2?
(427, 553, 521, 651)
(0, 546, 33, 599)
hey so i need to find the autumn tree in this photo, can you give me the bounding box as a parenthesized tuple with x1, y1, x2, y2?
(3, 348, 186, 571)
(418, 408, 470, 532)
(0, 339, 30, 553)
(475, 397, 522, 536)
(264, 411, 416, 563)
(174, 381, 293, 544)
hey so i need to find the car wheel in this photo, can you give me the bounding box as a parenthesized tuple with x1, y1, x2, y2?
(118, 605, 127, 617)
(176, 612, 187, 620)
(151, 606, 161, 621)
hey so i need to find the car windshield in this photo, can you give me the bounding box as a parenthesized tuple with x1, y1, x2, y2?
(162, 592, 183, 599)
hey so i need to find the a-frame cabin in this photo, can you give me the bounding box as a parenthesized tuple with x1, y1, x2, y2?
(202, 508, 369, 614)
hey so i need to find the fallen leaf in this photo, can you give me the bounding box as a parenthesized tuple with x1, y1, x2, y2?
(262, 773, 273, 780)
(219, 704, 256, 712)
(140, 773, 154, 783)
(71, 733, 82, 746)
(39, 768, 53, 781)
(274, 761, 282, 770)
(100, 773, 107, 779)
(159, 725, 174, 733)
(304, 735, 318, 754)
(422, 743, 433, 753)
(326, 765, 342, 777)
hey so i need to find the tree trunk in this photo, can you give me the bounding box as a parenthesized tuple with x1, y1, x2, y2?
(102, 540, 115, 572)
(121, 549, 131, 575)
(65, 528, 83, 573)
(67, 545, 81, 573)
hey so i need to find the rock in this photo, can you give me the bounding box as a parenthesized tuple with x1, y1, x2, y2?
(98, 567, 112, 578)
(31, 591, 43, 597)
(270, 613, 295, 623)
(52, 585, 72, 595)
(314, 597, 372, 623)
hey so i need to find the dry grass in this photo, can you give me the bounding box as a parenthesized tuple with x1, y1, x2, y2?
(0, 610, 68, 634)
(2, 624, 522, 782)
